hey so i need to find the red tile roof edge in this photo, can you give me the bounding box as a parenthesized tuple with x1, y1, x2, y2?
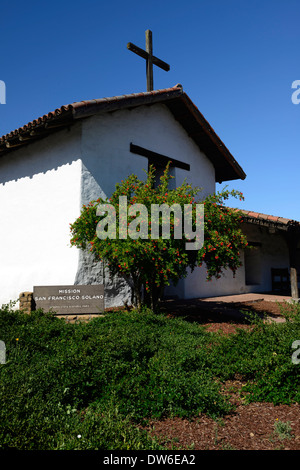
(0, 85, 184, 142)
(231, 208, 299, 226)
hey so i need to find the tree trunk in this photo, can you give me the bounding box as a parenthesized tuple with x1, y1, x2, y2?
(145, 281, 164, 313)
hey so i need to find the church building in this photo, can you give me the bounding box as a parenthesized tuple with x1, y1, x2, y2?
(0, 83, 299, 310)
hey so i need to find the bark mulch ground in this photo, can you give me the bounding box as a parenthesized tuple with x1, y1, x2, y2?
(145, 298, 300, 450)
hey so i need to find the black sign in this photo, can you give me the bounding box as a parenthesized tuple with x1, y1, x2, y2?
(33, 285, 104, 315)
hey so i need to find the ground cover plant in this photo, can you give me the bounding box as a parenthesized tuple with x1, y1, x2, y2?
(0, 302, 300, 450)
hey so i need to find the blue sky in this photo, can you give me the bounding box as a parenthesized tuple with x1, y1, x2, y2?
(0, 0, 299, 220)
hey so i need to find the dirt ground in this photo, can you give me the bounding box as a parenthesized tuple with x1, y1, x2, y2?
(159, 297, 291, 334)
(146, 298, 300, 450)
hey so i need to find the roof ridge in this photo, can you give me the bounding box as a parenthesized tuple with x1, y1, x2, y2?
(0, 84, 184, 142)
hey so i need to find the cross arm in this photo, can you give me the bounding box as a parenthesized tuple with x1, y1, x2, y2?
(127, 42, 170, 72)
(130, 143, 190, 171)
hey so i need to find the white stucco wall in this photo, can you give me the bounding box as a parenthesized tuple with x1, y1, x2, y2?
(80, 104, 215, 202)
(0, 102, 219, 308)
(179, 223, 290, 299)
(0, 125, 82, 306)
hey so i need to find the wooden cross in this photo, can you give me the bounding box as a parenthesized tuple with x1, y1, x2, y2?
(127, 30, 170, 92)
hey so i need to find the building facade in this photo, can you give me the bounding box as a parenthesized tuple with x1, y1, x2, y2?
(0, 84, 298, 310)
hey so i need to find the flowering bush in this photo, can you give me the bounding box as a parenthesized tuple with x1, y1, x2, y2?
(70, 165, 247, 311)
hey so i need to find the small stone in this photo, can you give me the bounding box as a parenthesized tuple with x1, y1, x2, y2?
(250, 432, 254, 437)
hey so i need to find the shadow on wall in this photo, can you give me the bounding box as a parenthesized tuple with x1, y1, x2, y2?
(0, 125, 81, 186)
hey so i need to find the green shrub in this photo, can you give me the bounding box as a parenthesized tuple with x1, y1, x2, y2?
(70, 165, 247, 311)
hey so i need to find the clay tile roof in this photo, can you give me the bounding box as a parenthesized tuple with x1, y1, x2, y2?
(237, 209, 300, 229)
(0, 84, 246, 183)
